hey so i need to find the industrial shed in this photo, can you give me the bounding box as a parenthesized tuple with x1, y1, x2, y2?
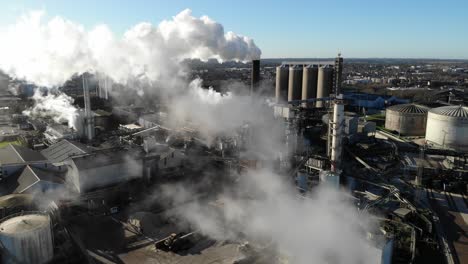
(41, 140, 94, 163)
(64, 148, 145, 193)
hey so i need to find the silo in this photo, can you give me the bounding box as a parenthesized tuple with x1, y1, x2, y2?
(302, 65, 318, 103)
(0, 213, 53, 264)
(288, 65, 303, 101)
(316, 66, 334, 108)
(275, 65, 289, 103)
(385, 104, 429, 136)
(425, 105, 468, 151)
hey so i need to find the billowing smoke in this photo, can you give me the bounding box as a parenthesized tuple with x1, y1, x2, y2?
(160, 170, 380, 264)
(2, 9, 380, 263)
(23, 89, 79, 128)
(0, 9, 261, 87)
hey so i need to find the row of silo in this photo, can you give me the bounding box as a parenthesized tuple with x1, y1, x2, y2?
(384, 104, 468, 152)
(275, 64, 334, 107)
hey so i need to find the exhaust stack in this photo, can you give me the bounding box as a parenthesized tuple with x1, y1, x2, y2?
(82, 74, 95, 141)
(251, 59, 260, 94)
(330, 94, 344, 172)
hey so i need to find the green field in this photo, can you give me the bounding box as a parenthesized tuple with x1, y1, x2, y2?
(0, 140, 23, 148)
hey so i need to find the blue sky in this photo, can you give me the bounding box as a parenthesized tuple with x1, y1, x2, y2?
(1, 0, 467, 59)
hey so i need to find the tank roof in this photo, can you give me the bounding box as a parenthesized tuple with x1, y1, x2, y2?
(429, 105, 468, 118)
(387, 103, 429, 114)
(0, 214, 49, 234)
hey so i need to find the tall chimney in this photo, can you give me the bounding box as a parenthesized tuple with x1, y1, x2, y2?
(82, 74, 95, 141)
(330, 94, 344, 172)
(251, 59, 260, 94)
(334, 54, 343, 95)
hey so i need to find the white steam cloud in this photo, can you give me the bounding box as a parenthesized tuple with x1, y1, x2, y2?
(23, 89, 79, 128)
(2, 9, 380, 263)
(161, 170, 381, 264)
(0, 9, 261, 87)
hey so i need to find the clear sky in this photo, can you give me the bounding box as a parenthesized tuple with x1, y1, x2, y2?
(1, 0, 467, 59)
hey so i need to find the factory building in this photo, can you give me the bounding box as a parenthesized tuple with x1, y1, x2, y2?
(93, 109, 113, 132)
(138, 113, 168, 129)
(0, 144, 65, 195)
(385, 104, 429, 136)
(63, 148, 144, 193)
(0, 212, 54, 264)
(43, 124, 80, 144)
(343, 92, 410, 111)
(425, 105, 468, 151)
(41, 140, 94, 163)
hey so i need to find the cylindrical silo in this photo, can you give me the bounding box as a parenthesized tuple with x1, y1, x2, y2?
(316, 66, 334, 108)
(288, 65, 303, 101)
(425, 105, 468, 151)
(0, 213, 53, 264)
(275, 65, 289, 103)
(385, 104, 429, 136)
(302, 65, 318, 104)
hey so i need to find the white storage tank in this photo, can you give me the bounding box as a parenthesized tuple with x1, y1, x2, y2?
(425, 105, 468, 151)
(0, 213, 53, 264)
(385, 104, 429, 136)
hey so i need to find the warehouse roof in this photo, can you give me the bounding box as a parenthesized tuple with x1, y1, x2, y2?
(0, 144, 46, 165)
(41, 140, 94, 163)
(69, 147, 143, 171)
(1, 165, 64, 194)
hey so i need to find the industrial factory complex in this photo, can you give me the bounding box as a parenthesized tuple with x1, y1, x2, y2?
(0, 54, 467, 264)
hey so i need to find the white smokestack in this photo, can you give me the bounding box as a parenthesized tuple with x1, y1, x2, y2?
(82, 74, 95, 141)
(330, 95, 344, 172)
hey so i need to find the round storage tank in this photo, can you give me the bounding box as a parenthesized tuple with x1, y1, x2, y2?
(425, 105, 468, 151)
(0, 213, 53, 264)
(288, 65, 303, 101)
(316, 66, 334, 108)
(275, 65, 289, 103)
(385, 103, 429, 136)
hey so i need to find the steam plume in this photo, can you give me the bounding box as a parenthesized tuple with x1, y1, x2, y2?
(0, 9, 261, 87)
(23, 89, 79, 128)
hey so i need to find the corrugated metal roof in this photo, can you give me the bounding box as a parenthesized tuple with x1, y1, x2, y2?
(429, 105, 468, 118)
(41, 140, 94, 163)
(1, 165, 65, 194)
(0, 144, 46, 165)
(387, 103, 429, 114)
